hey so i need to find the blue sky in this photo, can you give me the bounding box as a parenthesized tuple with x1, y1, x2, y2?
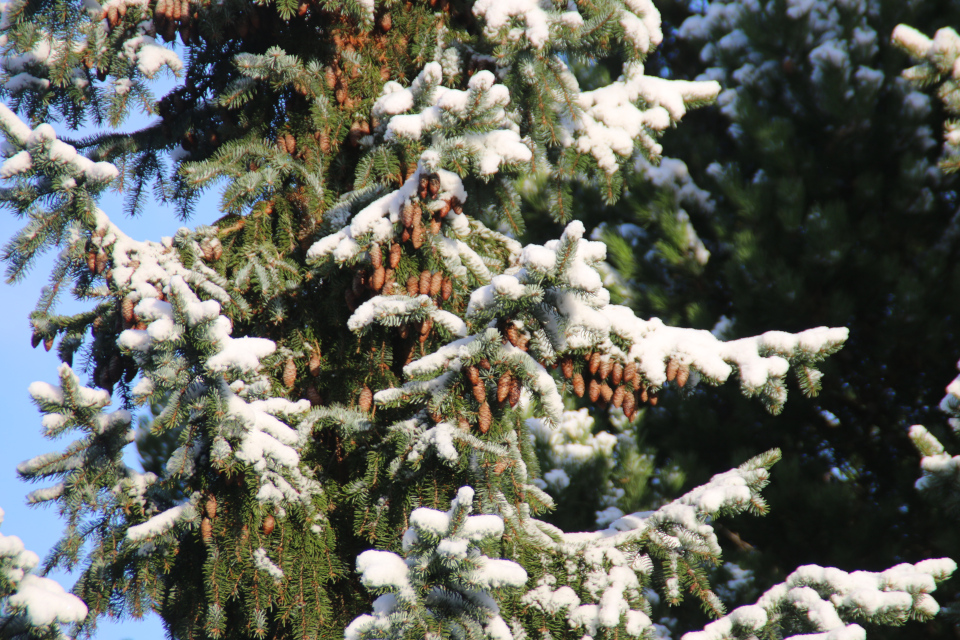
(0, 101, 220, 639)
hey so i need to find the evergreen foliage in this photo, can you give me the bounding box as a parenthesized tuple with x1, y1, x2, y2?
(0, 0, 956, 639)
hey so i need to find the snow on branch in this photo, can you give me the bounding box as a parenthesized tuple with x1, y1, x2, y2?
(683, 559, 956, 640)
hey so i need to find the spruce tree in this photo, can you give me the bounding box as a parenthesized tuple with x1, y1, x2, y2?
(0, 1, 955, 640)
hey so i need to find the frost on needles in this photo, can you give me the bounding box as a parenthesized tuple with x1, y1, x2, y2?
(0, 0, 953, 638)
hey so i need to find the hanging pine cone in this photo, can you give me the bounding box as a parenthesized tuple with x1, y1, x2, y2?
(319, 131, 331, 154)
(649, 393, 659, 406)
(600, 383, 613, 402)
(370, 244, 382, 269)
(418, 270, 432, 296)
(390, 242, 401, 268)
(30, 332, 41, 349)
(573, 373, 585, 397)
(677, 364, 690, 388)
(359, 385, 373, 412)
(441, 277, 452, 301)
(479, 358, 491, 370)
(429, 217, 442, 235)
(121, 297, 136, 324)
(588, 379, 600, 402)
(406, 274, 419, 296)
(622, 390, 636, 417)
(467, 365, 480, 386)
(599, 359, 612, 380)
(96, 251, 108, 274)
(508, 378, 521, 407)
(352, 270, 367, 298)
(666, 358, 679, 382)
(478, 402, 492, 434)
(43, 336, 54, 352)
(419, 318, 433, 343)
(612, 385, 625, 408)
(611, 363, 623, 386)
(411, 224, 425, 249)
(384, 268, 396, 294)
(429, 271, 443, 297)
(472, 381, 486, 403)
(309, 352, 322, 376)
(624, 361, 637, 384)
(282, 358, 297, 389)
(371, 265, 385, 291)
(497, 371, 512, 403)
(505, 323, 520, 347)
(639, 386, 649, 403)
(378, 11, 391, 30)
(305, 385, 322, 406)
(561, 357, 573, 379)
(91, 316, 103, 336)
(205, 495, 217, 520)
(588, 352, 601, 374)
(201, 518, 212, 541)
(263, 514, 275, 535)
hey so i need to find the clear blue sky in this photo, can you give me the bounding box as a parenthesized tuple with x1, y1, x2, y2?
(0, 97, 220, 639)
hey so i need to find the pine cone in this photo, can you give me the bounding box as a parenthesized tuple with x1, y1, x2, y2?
(623, 362, 637, 384)
(384, 269, 396, 294)
(478, 402, 492, 434)
(371, 265, 385, 291)
(441, 277, 452, 301)
(466, 365, 480, 386)
(472, 381, 486, 403)
(283, 358, 296, 389)
(370, 244, 382, 269)
(43, 336, 54, 352)
(429, 271, 443, 297)
(359, 385, 373, 412)
(677, 364, 690, 388)
(573, 373, 585, 397)
(479, 358, 491, 370)
(561, 356, 573, 379)
(205, 495, 217, 519)
(122, 297, 135, 323)
(622, 390, 635, 417)
(612, 385, 625, 408)
(378, 11, 391, 30)
(505, 323, 520, 347)
(600, 383, 613, 402)
(30, 332, 41, 349)
(649, 393, 659, 406)
(497, 371, 512, 403)
(639, 386, 649, 403)
(319, 131, 331, 154)
(263, 514, 275, 536)
(284, 134, 296, 155)
(389, 242, 401, 268)
(589, 379, 600, 402)
(429, 217, 441, 234)
(419, 270, 432, 296)
(201, 518, 212, 541)
(86, 251, 97, 273)
(305, 386, 322, 406)
(598, 359, 611, 381)
(406, 274, 419, 296)
(308, 352, 322, 376)
(508, 378, 521, 407)
(418, 317, 433, 343)
(666, 358, 679, 382)
(588, 352, 601, 375)
(411, 224, 425, 249)
(611, 363, 623, 386)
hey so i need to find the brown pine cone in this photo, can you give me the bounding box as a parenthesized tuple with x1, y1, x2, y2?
(472, 381, 486, 403)
(282, 358, 296, 389)
(649, 393, 659, 406)
(378, 12, 391, 30)
(429, 271, 443, 297)
(384, 269, 396, 294)
(466, 365, 480, 386)
(622, 390, 636, 417)
(508, 378, 521, 407)
(599, 359, 612, 380)
(43, 336, 54, 352)
(573, 373, 585, 397)
(623, 362, 637, 384)
(666, 358, 679, 382)
(370, 244, 382, 269)
(677, 364, 690, 388)
(588, 351, 601, 375)
(371, 265, 385, 291)
(478, 402, 492, 434)
(359, 385, 373, 411)
(600, 383, 613, 402)
(205, 495, 217, 519)
(639, 386, 649, 403)
(497, 371, 512, 403)
(479, 358, 491, 370)
(95, 251, 108, 274)
(612, 385, 625, 408)
(412, 224, 425, 249)
(402, 203, 415, 228)
(201, 518, 212, 541)
(505, 323, 520, 347)
(611, 363, 623, 386)
(405, 274, 419, 296)
(122, 297, 135, 323)
(441, 277, 452, 301)
(418, 318, 433, 343)
(308, 352, 322, 376)
(390, 242, 401, 268)
(561, 357, 573, 379)
(262, 514, 275, 535)
(589, 379, 600, 402)
(305, 385, 322, 406)
(419, 270, 432, 296)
